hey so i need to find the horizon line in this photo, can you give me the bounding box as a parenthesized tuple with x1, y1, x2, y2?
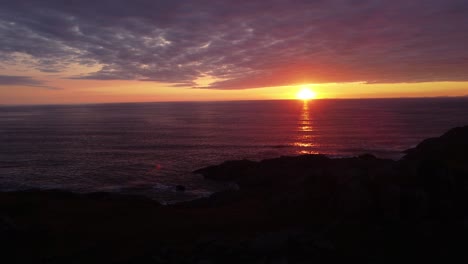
(1, 95, 468, 107)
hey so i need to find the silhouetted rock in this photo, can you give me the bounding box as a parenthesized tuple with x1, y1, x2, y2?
(2, 126, 468, 263)
(193, 159, 257, 181)
(0, 214, 18, 237)
(175, 185, 186, 192)
(402, 125, 468, 171)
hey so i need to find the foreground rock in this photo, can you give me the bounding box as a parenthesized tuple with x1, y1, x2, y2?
(1, 126, 468, 263)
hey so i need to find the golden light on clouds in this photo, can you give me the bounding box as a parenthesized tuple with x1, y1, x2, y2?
(1, 78, 468, 105)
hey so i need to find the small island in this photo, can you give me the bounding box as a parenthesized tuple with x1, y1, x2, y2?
(1, 126, 468, 263)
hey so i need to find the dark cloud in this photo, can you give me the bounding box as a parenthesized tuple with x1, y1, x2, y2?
(1, 0, 468, 89)
(0, 75, 60, 90)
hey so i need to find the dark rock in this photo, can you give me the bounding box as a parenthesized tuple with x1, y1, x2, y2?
(358, 153, 378, 160)
(0, 214, 18, 236)
(193, 159, 257, 181)
(402, 125, 468, 171)
(2, 125, 468, 263)
(175, 185, 186, 192)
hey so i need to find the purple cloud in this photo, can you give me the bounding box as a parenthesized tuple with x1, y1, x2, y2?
(0, 0, 467, 89)
(0, 75, 60, 90)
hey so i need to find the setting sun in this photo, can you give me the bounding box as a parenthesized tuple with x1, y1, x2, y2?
(297, 87, 317, 100)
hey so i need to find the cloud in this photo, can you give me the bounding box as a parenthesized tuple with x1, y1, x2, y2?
(0, 0, 468, 89)
(0, 75, 61, 90)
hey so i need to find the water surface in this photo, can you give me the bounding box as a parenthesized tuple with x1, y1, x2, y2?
(1, 98, 467, 202)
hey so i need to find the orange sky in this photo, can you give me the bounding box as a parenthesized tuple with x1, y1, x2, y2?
(1, 63, 467, 105)
(1, 77, 467, 105)
(2, 1, 468, 105)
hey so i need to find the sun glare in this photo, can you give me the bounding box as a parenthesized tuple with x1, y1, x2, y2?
(297, 87, 317, 100)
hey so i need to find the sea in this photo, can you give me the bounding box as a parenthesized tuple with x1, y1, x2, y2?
(1, 98, 468, 203)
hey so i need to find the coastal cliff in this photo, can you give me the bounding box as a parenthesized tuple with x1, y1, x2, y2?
(1, 126, 468, 263)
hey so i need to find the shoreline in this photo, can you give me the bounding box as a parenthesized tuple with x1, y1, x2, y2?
(1, 125, 468, 263)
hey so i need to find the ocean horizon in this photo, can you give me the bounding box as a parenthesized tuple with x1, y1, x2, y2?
(1, 97, 468, 202)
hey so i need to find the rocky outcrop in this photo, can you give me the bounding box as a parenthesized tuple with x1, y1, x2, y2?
(402, 125, 468, 165)
(2, 126, 468, 263)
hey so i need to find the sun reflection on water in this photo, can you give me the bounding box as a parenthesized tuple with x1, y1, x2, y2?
(293, 101, 319, 154)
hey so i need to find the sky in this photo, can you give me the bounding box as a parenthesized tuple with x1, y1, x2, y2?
(1, 0, 468, 104)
